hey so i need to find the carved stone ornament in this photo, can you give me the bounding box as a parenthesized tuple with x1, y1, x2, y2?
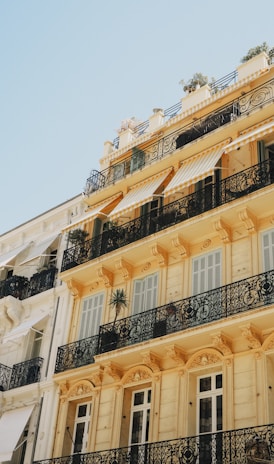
(262, 331, 274, 351)
(213, 219, 231, 243)
(115, 258, 133, 281)
(97, 266, 113, 288)
(171, 234, 189, 259)
(211, 332, 232, 356)
(104, 362, 123, 382)
(240, 324, 261, 349)
(187, 349, 223, 369)
(0, 295, 24, 337)
(151, 244, 168, 267)
(122, 365, 153, 386)
(141, 351, 161, 372)
(238, 208, 257, 234)
(67, 279, 82, 298)
(166, 345, 185, 365)
(67, 380, 94, 399)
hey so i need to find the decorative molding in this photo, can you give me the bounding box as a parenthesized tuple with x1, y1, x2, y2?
(89, 368, 104, 387)
(238, 208, 257, 234)
(240, 324, 261, 349)
(171, 234, 189, 259)
(211, 332, 232, 356)
(122, 365, 153, 385)
(97, 266, 113, 288)
(262, 331, 274, 351)
(115, 258, 133, 281)
(151, 244, 168, 267)
(140, 351, 161, 372)
(104, 362, 123, 382)
(68, 380, 94, 398)
(141, 262, 151, 273)
(213, 219, 231, 243)
(166, 344, 185, 365)
(67, 279, 82, 298)
(187, 349, 222, 369)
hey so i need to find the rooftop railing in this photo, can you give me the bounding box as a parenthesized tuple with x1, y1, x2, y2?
(63, 158, 274, 272)
(83, 77, 273, 196)
(55, 268, 274, 372)
(33, 422, 274, 464)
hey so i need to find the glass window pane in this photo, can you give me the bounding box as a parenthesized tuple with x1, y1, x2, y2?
(147, 389, 151, 403)
(134, 391, 144, 405)
(217, 395, 223, 430)
(73, 422, 85, 453)
(216, 374, 222, 389)
(78, 404, 87, 417)
(131, 411, 143, 444)
(145, 409, 150, 442)
(200, 377, 211, 392)
(199, 398, 212, 433)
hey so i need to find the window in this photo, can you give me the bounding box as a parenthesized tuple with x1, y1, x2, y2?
(72, 402, 92, 454)
(192, 250, 221, 295)
(132, 273, 158, 315)
(197, 373, 223, 464)
(129, 388, 151, 445)
(130, 147, 145, 173)
(79, 293, 104, 340)
(262, 229, 274, 272)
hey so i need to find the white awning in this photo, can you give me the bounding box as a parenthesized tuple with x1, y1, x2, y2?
(108, 168, 172, 221)
(0, 404, 34, 461)
(164, 147, 224, 196)
(2, 313, 48, 344)
(19, 234, 60, 265)
(224, 119, 274, 153)
(62, 192, 123, 232)
(0, 243, 31, 268)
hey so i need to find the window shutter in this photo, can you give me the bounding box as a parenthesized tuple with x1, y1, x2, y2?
(145, 273, 158, 310)
(262, 229, 274, 272)
(192, 251, 221, 294)
(79, 292, 104, 339)
(132, 273, 158, 314)
(132, 279, 145, 315)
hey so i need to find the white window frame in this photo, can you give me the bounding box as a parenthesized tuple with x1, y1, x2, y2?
(262, 228, 274, 272)
(196, 372, 223, 435)
(129, 388, 151, 446)
(132, 272, 158, 315)
(192, 250, 222, 295)
(72, 401, 92, 454)
(79, 292, 104, 340)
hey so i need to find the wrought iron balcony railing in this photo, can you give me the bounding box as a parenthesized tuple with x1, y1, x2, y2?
(84, 78, 273, 195)
(0, 267, 57, 301)
(0, 363, 12, 391)
(63, 158, 274, 272)
(55, 268, 274, 372)
(9, 357, 43, 389)
(33, 422, 274, 464)
(98, 269, 274, 353)
(55, 335, 99, 373)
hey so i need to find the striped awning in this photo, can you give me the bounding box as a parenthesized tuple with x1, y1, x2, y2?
(0, 405, 35, 461)
(224, 119, 274, 153)
(164, 147, 224, 196)
(19, 234, 60, 265)
(0, 243, 31, 268)
(62, 192, 122, 232)
(108, 168, 172, 221)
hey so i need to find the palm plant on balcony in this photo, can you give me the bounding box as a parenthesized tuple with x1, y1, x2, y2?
(109, 288, 128, 325)
(179, 72, 209, 94)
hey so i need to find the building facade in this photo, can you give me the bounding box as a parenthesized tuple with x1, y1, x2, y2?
(1, 51, 274, 463)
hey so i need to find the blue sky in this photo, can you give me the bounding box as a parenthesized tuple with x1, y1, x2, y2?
(1, 0, 274, 235)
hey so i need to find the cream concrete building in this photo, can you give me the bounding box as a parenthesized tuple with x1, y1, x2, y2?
(1, 51, 274, 464)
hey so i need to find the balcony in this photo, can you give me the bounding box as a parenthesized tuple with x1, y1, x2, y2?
(84, 79, 273, 195)
(55, 335, 99, 373)
(55, 269, 274, 372)
(8, 357, 43, 389)
(33, 422, 274, 463)
(0, 267, 57, 301)
(62, 159, 274, 272)
(0, 363, 12, 391)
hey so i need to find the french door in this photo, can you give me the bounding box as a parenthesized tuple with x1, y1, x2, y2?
(129, 388, 151, 464)
(72, 402, 92, 455)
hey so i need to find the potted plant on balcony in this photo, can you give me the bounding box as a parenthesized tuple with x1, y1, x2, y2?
(101, 289, 128, 353)
(68, 228, 89, 246)
(179, 72, 209, 94)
